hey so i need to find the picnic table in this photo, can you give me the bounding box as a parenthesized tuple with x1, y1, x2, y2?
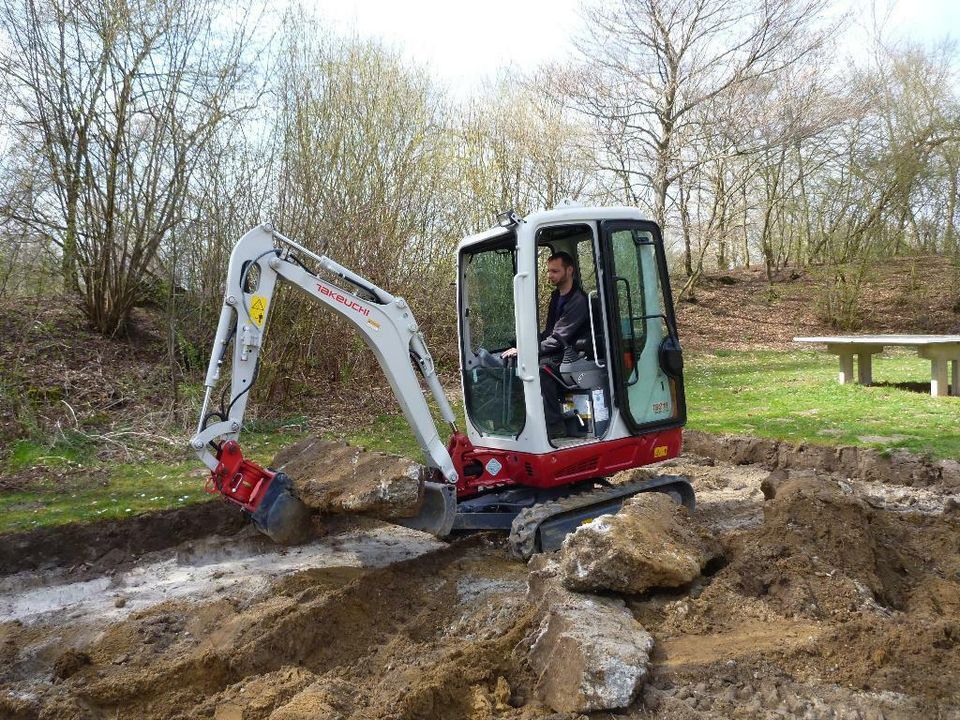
(793, 335, 960, 397)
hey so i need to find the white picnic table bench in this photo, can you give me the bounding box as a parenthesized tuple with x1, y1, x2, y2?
(793, 335, 960, 397)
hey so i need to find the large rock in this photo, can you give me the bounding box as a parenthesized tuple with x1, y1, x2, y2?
(270, 437, 426, 518)
(526, 557, 654, 713)
(557, 492, 708, 595)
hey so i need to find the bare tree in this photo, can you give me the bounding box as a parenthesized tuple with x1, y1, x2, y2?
(0, 0, 260, 335)
(451, 72, 598, 232)
(560, 0, 835, 234)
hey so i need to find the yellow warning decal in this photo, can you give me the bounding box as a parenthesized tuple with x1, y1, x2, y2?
(250, 295, 268, 327)
(367, 319, 381, 331)
(653, 445, 669, 459)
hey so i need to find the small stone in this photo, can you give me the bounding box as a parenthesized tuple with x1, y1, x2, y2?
(114, 596, 127, 608)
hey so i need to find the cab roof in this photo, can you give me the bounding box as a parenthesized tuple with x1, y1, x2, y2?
(457, 205, 651, 252)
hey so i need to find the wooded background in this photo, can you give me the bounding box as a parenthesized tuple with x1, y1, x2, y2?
(0, 0, 958, 412)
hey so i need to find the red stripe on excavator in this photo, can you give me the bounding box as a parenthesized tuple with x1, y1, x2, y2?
(449, 427, 683, 498)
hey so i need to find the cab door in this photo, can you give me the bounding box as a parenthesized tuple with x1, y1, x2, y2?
(599, 220, 686, 432)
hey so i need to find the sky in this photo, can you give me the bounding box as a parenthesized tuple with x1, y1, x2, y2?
(302, 0, 960, 93)
(301, 0, 582, 91)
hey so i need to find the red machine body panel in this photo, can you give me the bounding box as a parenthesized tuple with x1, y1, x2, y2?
(449, 427, 682, 499)
(207, 440, 274, 511)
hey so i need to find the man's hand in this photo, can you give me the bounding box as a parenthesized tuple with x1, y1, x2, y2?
(501, 347, 518, 359)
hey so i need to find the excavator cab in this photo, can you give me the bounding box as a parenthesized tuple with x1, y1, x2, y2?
(458, 206, 685, 463)
(450, 206, 693, 554)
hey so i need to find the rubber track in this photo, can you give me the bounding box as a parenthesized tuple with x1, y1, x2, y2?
(507, 478, 678, 560)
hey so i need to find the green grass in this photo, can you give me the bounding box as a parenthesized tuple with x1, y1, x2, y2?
(0, 428, 303, 534)
(343, 412, 426, 458)
(332, 402, 467, 461)
(6, 433, 96, 472)
(339, 350, 960, 461)
(686, 350, 960, 459)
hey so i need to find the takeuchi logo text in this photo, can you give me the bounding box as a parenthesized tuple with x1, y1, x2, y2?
(317, 283, 370, 316)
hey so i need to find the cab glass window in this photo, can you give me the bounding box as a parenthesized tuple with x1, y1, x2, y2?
(460, 242, 525, 437)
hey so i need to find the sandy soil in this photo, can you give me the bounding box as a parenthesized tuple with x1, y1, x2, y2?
(2, 454, 958, 719)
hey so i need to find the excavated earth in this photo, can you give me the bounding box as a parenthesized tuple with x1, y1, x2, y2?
(2, 445, 960, 719)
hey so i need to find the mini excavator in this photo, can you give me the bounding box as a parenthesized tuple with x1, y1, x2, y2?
(190, 204, 694, 559)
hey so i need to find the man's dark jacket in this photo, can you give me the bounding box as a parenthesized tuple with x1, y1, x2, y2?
(539, 286, 589, 358)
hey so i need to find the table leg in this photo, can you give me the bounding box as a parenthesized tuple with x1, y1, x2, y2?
(857, 353, 873, 385)
(931, 358, 949, 397)
(838, 353, 854, 384)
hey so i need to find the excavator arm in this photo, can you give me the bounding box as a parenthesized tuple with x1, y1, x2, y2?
(190, 224, 459, 542)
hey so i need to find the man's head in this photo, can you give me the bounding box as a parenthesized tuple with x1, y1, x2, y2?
(546, 251, 576, 293)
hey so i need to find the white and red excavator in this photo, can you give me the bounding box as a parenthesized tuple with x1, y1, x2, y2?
(190, 204, 694, 559)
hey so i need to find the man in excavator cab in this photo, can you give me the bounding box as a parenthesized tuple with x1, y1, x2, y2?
(502, 251, 590, 439)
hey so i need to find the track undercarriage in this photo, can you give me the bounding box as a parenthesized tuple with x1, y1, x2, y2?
(451, 475, 695, 560)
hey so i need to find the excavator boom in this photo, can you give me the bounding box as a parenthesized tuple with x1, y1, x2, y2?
(190, 224, 459, 541)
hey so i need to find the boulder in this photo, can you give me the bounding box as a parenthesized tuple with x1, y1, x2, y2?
(557, 492, 709, 595)
(270, 437, 426, 518)
(526, 557, 655, 713)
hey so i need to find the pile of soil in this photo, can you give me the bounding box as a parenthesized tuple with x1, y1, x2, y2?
(0, 534, 551, 720)
(635, 459, 960, 718)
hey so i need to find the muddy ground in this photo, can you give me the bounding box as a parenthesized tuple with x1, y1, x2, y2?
(1, 453, 959, 720)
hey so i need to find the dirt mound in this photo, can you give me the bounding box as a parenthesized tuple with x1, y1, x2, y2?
(685, 429, 960, 489)
(641, 473, 960, 710)
(677, 255, 960, 351)
(0, 536, 553, 720)
(0, 499, 246, 577)
(2, 457, 959, 719)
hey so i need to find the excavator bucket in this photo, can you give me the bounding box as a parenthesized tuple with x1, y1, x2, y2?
(395, 481, 457, 537)
(248, 471, 456, 544)
(248, 473, 313, 545)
